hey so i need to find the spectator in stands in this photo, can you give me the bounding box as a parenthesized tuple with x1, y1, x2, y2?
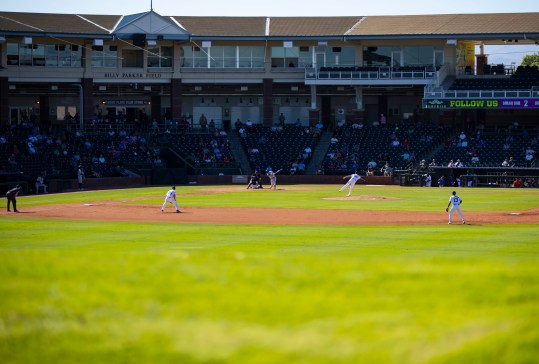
(366, 165, 374, 176)
(245, 119, 253, 130)
(8, 154, 18, 167)
(330, 135, 339, 144)
(459, 131, 467, 141)
(278, 113, 286, 126)
(381, 163, 393, 177)
(429, 159, 438, 167)
(91, 166, 103, 178)
(471, 156, 480, 164)
(501, 158, 509, 167)
(199, 113, 208, 130)
(234, 118, 243, 130)
(304, 145, 312, 157)
(525, 151, 535, 167)
(508, 156, 516, 167)
(513, 178, 522, 188)
(315, 120, 324, 131)
(392, 139, 400, 147)
(402, 151, 410, 162)
(447, 160, 455, 168)
(35, 173, 48, 194)
(290, 160, 298, 175)
(454, 159, 464, 167)
(297, 161, 306, 174)
(380, 113, 387, 127)
(336, 119, 346, 129)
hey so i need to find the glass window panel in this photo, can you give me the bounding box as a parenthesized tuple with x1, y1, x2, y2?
(19, 45, 32, 66)
(7, 43, 19, 65)
(210, 46, 224, 68)
(104, 45, 118, 68)
(161, 46, 173, 67)
(339, 47, 356, 66)
(71, 45, 82, 67)
(362, 46, 392, 67)
(193, 47, 208, 68)
(58, 44, 71, 67)
(223, 46, 235, 68)
(92, 46, 104, 68)
(122, 49, 143, 68)
(147, 46, 159, 67)
(45, 45, 57, 66)
(252, 46, 265, 68)
(181, 46, 192, 67)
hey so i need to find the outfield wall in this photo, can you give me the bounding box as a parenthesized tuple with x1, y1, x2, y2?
(187, 175, 397, 186)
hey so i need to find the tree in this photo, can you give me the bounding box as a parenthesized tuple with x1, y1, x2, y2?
(521, 53, 539, 67)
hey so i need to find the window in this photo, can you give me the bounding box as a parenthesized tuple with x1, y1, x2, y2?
(363, 46, 397, 67)
(45, 45, 58, 66)
(7, 43, 19, 65)
(122, 49, 144, 68)
(92, 45, 118, 68)
(6, 42, 82, 67)
(182, 45, 264, 69)
(32, 45, 45, 66)
(239, 46, 264, 68)
(19, 45, 32, 66)
(147, 46, 173, 68)
(271, 46, 299, 68)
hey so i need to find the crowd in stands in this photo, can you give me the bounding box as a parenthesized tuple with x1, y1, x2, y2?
(2, 109, 538, 190)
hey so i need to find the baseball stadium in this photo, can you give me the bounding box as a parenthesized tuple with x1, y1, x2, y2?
(1, 5, 539, 364)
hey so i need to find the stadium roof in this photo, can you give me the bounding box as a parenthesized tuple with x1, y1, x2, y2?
(0, 11, 538, 42)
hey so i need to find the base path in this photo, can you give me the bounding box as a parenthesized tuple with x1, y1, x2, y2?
(7, 201, 539, 225)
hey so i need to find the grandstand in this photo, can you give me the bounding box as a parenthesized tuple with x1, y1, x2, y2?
(0, 10, 538, 190)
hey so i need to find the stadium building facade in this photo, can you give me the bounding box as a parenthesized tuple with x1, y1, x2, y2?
(1, 10, 538, 130)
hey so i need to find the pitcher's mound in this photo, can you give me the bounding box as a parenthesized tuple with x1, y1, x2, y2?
(324, 195, 399, 201)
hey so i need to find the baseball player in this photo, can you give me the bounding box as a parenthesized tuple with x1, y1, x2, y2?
(6, 184, 23, 212)
(446, 190, 465, 224)
(339, 171, 365, 197)
(77, 166, 85, 190)
(267, 169, 282, 190)
(162, 186, 181, 213)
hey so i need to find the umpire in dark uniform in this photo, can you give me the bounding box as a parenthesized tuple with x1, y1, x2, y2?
(6, 184, 23, 212)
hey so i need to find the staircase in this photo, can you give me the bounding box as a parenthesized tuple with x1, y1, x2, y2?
(306, 131, 331, 174)
(228, 131, 251, 174)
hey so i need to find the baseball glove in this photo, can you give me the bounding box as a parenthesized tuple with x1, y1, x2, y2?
(445, 208, 449, 212)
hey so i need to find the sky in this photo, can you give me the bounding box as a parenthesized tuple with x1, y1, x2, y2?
(2, 0, 538, 17)
(1, 0, 538, 64)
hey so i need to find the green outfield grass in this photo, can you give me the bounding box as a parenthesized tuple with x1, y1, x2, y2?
(1, 185, 538, 363)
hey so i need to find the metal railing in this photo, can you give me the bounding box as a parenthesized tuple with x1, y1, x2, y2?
(305, 66, 437, 81)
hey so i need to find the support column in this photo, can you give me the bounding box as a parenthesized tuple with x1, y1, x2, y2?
(263, 79, 273, 126)
(310, 85, 317, 109)
(171, 78, 182, 122)
(39, 96, 50, 131)
(309, 85, 319, 127)
(82, 78, 94, 127)
(0, 77, 9, 127)
(151, 95, 161, 122)
(353, 86, 365, 125)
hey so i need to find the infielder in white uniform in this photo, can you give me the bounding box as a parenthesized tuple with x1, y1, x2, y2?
(446, 190, 465, 224)
(162, 186, 181, 213)
(339, 171, 365, 197)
